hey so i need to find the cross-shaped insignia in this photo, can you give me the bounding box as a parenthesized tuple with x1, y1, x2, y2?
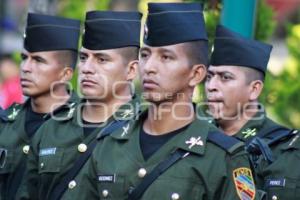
(185, 136, 204, 149)
(242, 128, 257, 139)
(121, 124, 130, 137)
(120, 109, 134, 119)
(8, 108, 20, 120)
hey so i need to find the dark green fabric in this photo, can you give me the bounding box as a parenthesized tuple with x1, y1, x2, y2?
(63, 109, 257, 200)
(19, 96, 141, 200)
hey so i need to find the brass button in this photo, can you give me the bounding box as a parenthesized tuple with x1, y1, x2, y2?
(102, 189, 109, 197)
(138, 168, 147, 178)
(78, 143, 87, 153)
(171, 193, 180, 200)
(40, 163, 44, 168)
(23, 145, 30, 154)
(272, 195, 278, 200)
(292, 130, 298, 134)
(68, 180, 76, 189)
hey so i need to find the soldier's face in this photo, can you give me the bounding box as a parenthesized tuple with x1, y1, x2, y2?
(139, 44, 194, 103)
(20, 50, 66, 97)
(78, 47, 132, 100)
(205, 65, 252, 120)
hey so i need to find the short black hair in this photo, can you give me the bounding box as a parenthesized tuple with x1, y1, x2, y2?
(182, 40, 209, 67)
(56, 50, 78, 69)
(242, 67, 265, 84)
(117, 46, 139, 65)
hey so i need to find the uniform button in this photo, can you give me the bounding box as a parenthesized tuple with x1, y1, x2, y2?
(23, 145, 30, 154)
(40, 163, 44, 168)
(208, 120, 213, 123)
(171, 193, 180, 200)
(78, 143, 87, 153)
(102, 189, 109, 197)
(68, 180, 76, 189)
(272, 195, 278, 200)
(292, 130, 298, 134)
(138, 168, 147, 178)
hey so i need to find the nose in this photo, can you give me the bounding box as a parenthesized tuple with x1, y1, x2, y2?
(140, 55, 158, 75)
(21, 58, 32, 73)
(79, 57, 95, 75)
(205, 75, 219, 93)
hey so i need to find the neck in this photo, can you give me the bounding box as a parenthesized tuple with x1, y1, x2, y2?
(83, 93, 132, 123)
(217, 106, 258, 136)
(31, 88, 70, 113)
(144, 96, 194, 136)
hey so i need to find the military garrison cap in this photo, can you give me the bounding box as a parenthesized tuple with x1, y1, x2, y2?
(83, 11, 142, 50)
(24, 13, 80, 52)
(144, 2, 208, 46)
(210, 25, 273, 74)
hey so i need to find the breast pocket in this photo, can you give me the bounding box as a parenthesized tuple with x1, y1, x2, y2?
(142, 177, 204, 200)
(266, 177, 300, 200)
(38, 148, 64, 173)
(96, 174, 126, 200)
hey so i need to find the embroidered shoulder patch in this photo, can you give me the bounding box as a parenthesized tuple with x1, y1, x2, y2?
(233, 167, 256, 200)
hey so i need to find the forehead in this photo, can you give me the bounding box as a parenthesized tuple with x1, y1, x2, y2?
(208, 65, 245, 75)
(80, 47, 121, 57)
(22, 49, 59, 58)
(141, 43, 186, 54)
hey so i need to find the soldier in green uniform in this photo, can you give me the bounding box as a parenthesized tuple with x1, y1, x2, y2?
(205, 25, 300, 200)
(18, 11, 142, 200)
(0, 13, 80, 200)
(73, 3, 257, 200)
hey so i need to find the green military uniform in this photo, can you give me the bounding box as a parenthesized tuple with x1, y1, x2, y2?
(0, 93, 78, 200)
(19, 96, 141, 200)
(235, 111, 300, 200)
(70, 109, 256, 200)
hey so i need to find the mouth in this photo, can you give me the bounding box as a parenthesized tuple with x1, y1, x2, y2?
(142, 78, 158, 89)
(20, 78, 33, 86)
(80, 78, 97, 87)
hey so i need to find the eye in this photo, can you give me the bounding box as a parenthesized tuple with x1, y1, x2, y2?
(206, 74, 212, 81)
(97, 57, 107, 63)
(21, 53, 28, 61)
(79, 54, 87, 62)
(34, 57, 44, 63)
(161, 54, 172, 61)
(221, 74, 232, 81)
(140, 51, 149, 59)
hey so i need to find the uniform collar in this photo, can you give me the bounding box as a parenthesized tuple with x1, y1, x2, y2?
(111, 108, 209, 156)
(234, 109, 267, 142)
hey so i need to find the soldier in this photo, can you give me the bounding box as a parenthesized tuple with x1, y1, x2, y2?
(19, 11, 142, 200)
(205, 25, 300, 200)
(0, 13, 80, 200)
(76, 3, 257, 200)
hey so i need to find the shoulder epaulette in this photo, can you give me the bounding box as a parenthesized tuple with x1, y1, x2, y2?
(207, 131, 244, 154)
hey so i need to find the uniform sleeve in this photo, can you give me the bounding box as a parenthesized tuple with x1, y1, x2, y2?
(217, 150, 259, 200)
(15, 126, 45, 200)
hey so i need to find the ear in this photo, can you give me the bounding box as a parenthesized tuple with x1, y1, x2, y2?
(249, 80, 264, 101)
(188, 64, 207, 87)
(126, 60, 138, 81)
(60, 67, 74, 82)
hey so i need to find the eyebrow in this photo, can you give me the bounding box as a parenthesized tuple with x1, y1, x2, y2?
(208, 70, 235, 76)
(32, 55, 47, 63)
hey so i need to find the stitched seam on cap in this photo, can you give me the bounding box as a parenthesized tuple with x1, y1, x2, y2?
(86, 18, 140, 22)
(148, 10, 202, 16)
(27, 24, 80, 30)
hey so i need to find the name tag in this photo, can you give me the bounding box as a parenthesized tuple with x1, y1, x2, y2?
(267, 178, 286, 187)
(98, 174, 115, 183)
(39, 148, 56, 156)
